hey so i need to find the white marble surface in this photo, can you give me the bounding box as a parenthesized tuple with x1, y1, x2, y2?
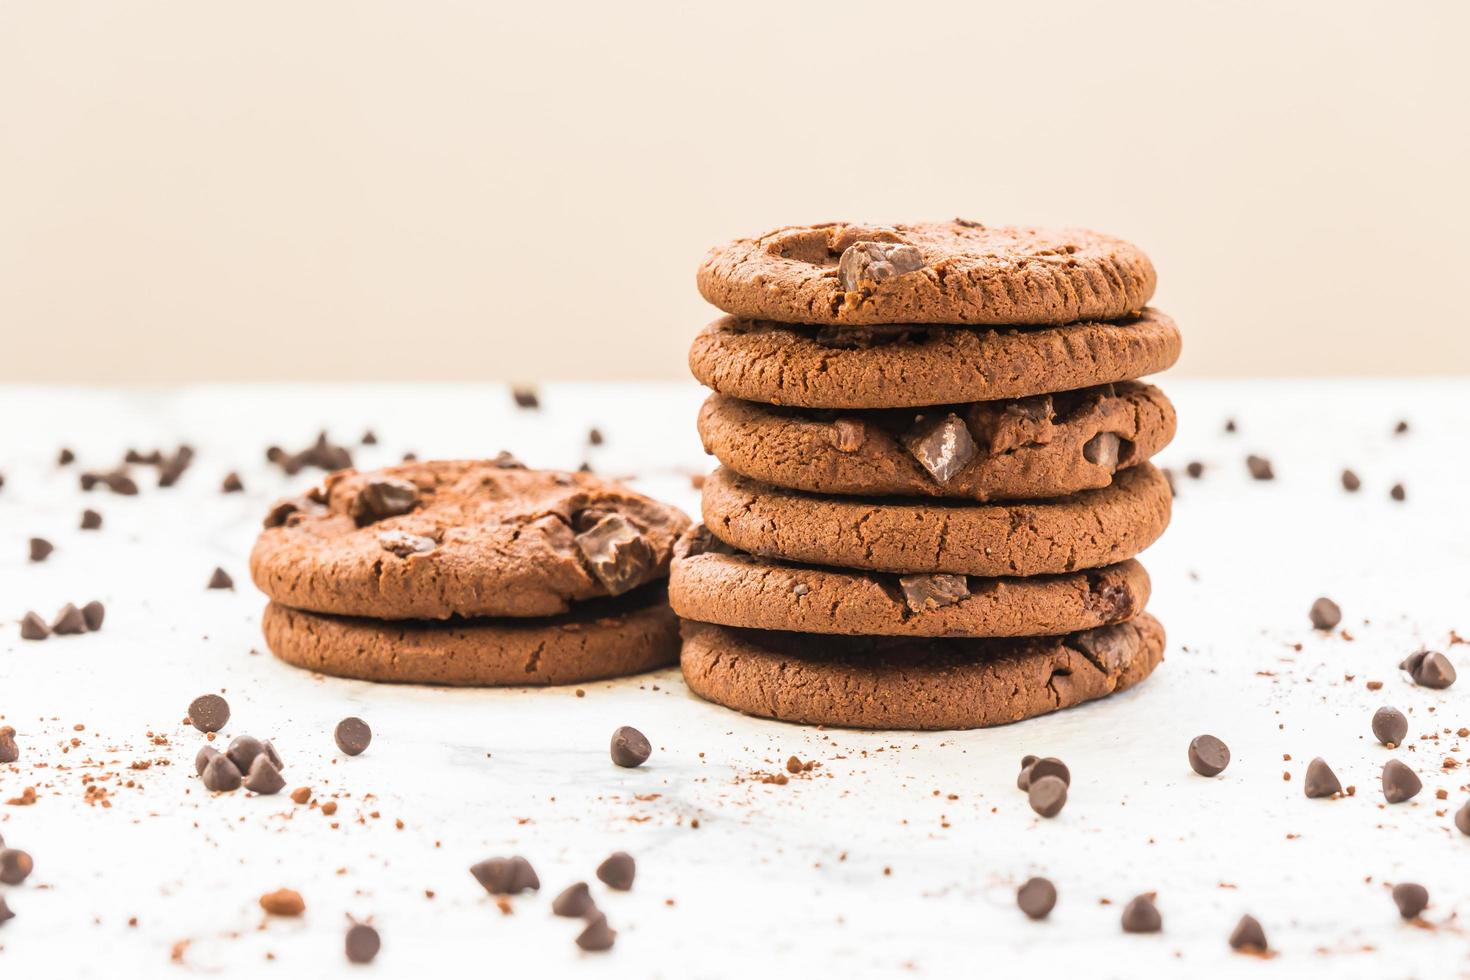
(0, 379, 1467, 979)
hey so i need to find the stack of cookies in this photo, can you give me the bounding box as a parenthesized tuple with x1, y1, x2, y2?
(251, 459, 689, 686)
(671, 221, 1180, 730)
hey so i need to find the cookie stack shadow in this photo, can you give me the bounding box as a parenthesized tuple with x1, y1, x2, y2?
(671, 221, 1180, 730)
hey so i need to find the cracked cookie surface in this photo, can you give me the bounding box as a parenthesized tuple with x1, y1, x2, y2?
(701, 463, 1171, 577)
(261, 586, 679, 686)
(697, 383, 1175, 501)
(697, 221, 1155, 326)
(680, 613, 1164, 730)
(250, 460, 690, 619)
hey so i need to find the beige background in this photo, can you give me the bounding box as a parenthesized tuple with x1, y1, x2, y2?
(1, 1, 1466, 384)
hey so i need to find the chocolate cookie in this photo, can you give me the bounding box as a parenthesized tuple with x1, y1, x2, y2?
(701, 463, 1170, 576)
(670, 529, 1149, 637)
(251, 460, 690, 620)
(680, 614, 1165, 730)
(261, 587, 678, 686)
(697, 382, 1175, 501)
(688, 310, 1179, 410)
(697, 221, 1155, 326)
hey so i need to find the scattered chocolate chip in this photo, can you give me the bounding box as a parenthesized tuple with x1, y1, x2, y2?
(1381, 759, 1422, 803)
(345, 923, 381, 963)
(51, 603, 87, 635)
(1308, 597, 1341, 631)
(207, 567, 234, 590)
(1229, 914, 1267, 952)
(1341, 469, 1361, 492)
(244, 755, 286, 795)
(1027, 757, 1071, 787)
(1246, 455, 1274, 480)
(902, 413, 978, 484)
(1017, 877, 1056, 920)
(1121, 894, 1162, 933)
(0, 727, 17, 764)
(0, 849, 33, 885)
(195, 746, 220, 776)
(588, 428, 604, 446)
(898, 574, 970, 613)
(0, 895, 12, 925)
(334, 717, 372, 756)
(188, 694, 230, 733)
(1188, 735, 1231, 777)
(1224, 419, 1237, 433)
(377, 530, 436, 557)
(1455, 800, 1470, 836)
(81, 600, 104, 631)
(838, 240, 926, 291)
(263, 494, 327, 529)
(351, 477, 419, 525)
(28, 538, 53, 562)
(226, 735, 266, 774)
(575, 912, 616, 951)
(1400, 650, 1455, 689)
(1083, 432, 1123, 471)
(610, 726, 651, 768)
(1027, 775, 1068, 818)
(1185, 461, 1205, 479)
(220, 472, 244, 493)
(202, 754, 243, 792)
(1304, 758, 1342, 798)
(259, 889, 305, 917)
(360, 430, 378, 445)
(1390, 483, 1406, 502)
(80, 509, 102, 530)
(19, 612, 49, 641)
(596, 852, 635, 891)
(1391, 882, 1428, 919)
(575, 514, 654, 596)
(157, 446, 195, 487)
(1371, 707, 1408, 747)
(470, 856, 540, 895)
(553, 882, 596, 917)
(58, 448, 75, 465)
(512, 387, 540, 409)
(1393, 419, 1410, 435)
(262, 740, 284, 770)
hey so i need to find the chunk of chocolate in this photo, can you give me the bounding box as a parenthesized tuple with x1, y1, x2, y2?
(1381, 759, 1422, 803)
(1229, 914, 1267, 952)
(1082, 432, 1125, 471)
(345, 923, 381, 964)
(28, 538, 53, 562)
(830, 418, 866, 453)
(19, 612, 50, 641)
(1121, 894, 1162, 933)
(188, 694, 230, 733)
(1188, 735, 1230, 777)
(80, 509, 102, 530)
(1371, 706, 1408, 747)
(838, 240, 927, 292)
(1392, 882, 1428, 919)
(575, 912, 616, 952)
(334, 717, 372, 756)
(1246, 455, 1274, 480)
(902, 413, 978, 484)
(58, 448, 75, 465)
(469, 856, 540, 895)
(201, 754, 242, 792)
(243, 755, 286, 795)
(813, 323, 914, 349)
(51, 604, 87, 635)
(1303, 758, 1342, 798)
(610, 726, 651, 768)
(898, 574, 970, 613)
(351, 477, 419, 525)
(1400, 649, 1455, 689)
(969, 396, 1055, 454)
(574, 514, 654, 596)
(596, 852, 635, 891)
(552, 882, 595, 917)
(1017, 877, 1056, 920)
(1027, 775, 1067, 818)
(207, 567, 234, 590)
(1308, 597, 1341, 631)
(377, 530, 436, 558)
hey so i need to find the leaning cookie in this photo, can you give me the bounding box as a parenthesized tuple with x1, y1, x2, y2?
(250, 459, 690, 620)
(670, 528, 1150, 637)
(697, 382, 1175, 501)
(262, 586, 678, 686)
(680, 615, 1165, 730)
(697, 221, 1155, 326)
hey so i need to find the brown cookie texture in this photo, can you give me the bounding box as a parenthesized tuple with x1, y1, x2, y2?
(688, 310, 1179, 410)
(250, 460, 690, 620)
(697, 382, 1176, 501)
(680, 614, 1165, 730)
(670, 529, 1150, 637)
(701, 463, 1171, 577)
(696, 221, 1155, 326)
(261, 587, 678, 686)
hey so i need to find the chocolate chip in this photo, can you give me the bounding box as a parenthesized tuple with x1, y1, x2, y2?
(596, 852, 635, 891)
(334, 717, 372, 756)
(575, 912, 616, 952)
(469, 856, 540, 895)
(512, 387, 540, 409)
(1083, 432, 1123, 471)
(226, 735, 266, 774)
(553, 881, 595, 917)
(195, 745, 220, 776)
(1393, 419, 1410, 435)
(201, 754, 243, 792)
(902, 413, 978, 484)
(1455, 799, 1470, 836)
(80, 509, 102, 530)
(19, 612, 49, 641)
(58, 448, 75, 465)
(0, 896, 12, 925)
(377, 530, 436, 557)
(1391, 882, 1428, 919)
(1400, 650, 1455, 689)
(610, 726, 651, 768)
(360, 429, 378, 445)
(1381, 759, 1422, 803)
(243, 755, 286, 795)
(1246, 455, 1274, 480)
(1303, 758, 1342, 798)
(188, 694, 230, 733)
(345, 923, 381, 963)
(157, 446, 195, 487)
(0, 727, 17, 764)
(1017, 877, 1056, 920)
(206, 567, 234, 590)
(814, 324, 913, 349)
(28, 538, 52, 562)
(1188, 735, 1230, 777)
(1308, 597, 1341, 631)
(1390, 482, 1406, 502)
(262, 739, 283, 770)
(0, 849, 33, 885)
(1027, 775, 1067, 818)
(1371, 707, 1408, 747)
(1224, 419, 1237, 433)
(221, 472, 244, 493)
(1028, 757, 1070, 787)
(81, 600, 104, 631)
(575, 514, 654, 596)
(830, 418, 866, 453)
(51, 603, 87, 635)
(588, 428, 604, 447)
(1341, 469, 1361, 492)
(1184, 461, 1205, 479)
(263, 494, 327, 529)
(1121, 894, 1162, 933)
(351, 477, 419, 525)
(898, 574, 970, 613)
(1229, 914, 1267, 952)
(838, 240, 926, 291)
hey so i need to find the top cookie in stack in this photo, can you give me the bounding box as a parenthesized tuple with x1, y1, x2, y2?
(673, 220, 1179, 730)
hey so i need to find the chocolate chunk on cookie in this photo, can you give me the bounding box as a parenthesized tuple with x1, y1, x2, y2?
(679, 614, 1165, 730)
(701, 463, 1171, 577)
(697, 383, 1175, 501)
(250, 461, 689, 619)
(697, 221, 1155, 326)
